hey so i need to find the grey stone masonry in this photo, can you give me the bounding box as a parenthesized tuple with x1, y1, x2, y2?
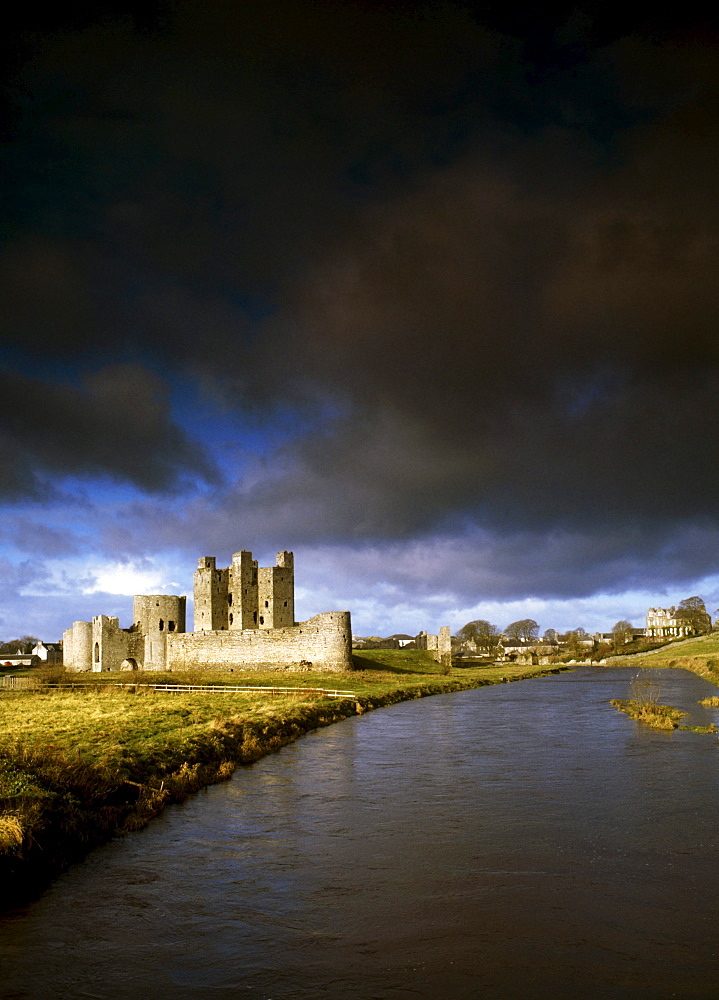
(416, 626, 452, 669)
(194, 550, 293, 632)
(166, 611, 351, 673)
(229, 550, 259, 630)
(63, 547, 353, 673)
(257, 550, 294, 629)
(193, 557, 229, 631)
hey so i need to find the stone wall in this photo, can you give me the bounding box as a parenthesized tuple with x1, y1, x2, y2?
(229, 550, 259, 630)
(92, 615, 131, 672)
(165, 612, 352, 672)
(415, 630, 439, 651)
(132, 595, 186, 670)
(438, 625, 452, 670)
(64, 616, 142, 672)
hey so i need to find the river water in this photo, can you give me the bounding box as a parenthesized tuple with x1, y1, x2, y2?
(2, 667, 719, 999)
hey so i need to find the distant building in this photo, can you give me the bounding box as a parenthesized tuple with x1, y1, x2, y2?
(0, 651, 40, 668)
(0, 640, 62, 670)
(32, 641, 62, 663)
(499, 639, 560, 663)
(498, 639, 533, 663)
(389, 633, 415, 647)
(557, 632, 595, 649)
(645, 607, 694, 639)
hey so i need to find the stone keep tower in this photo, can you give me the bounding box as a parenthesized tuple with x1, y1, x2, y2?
(193, 557, 229, 630)
(258, 550, 294, 629)
(193, 550, 294, 632)
(229, 549, 259, 629)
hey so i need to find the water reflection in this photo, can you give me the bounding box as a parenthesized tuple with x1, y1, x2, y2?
(1, 667, 719, 999)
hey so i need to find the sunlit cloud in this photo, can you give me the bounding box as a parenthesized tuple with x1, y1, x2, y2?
(80, 560, 184, 598)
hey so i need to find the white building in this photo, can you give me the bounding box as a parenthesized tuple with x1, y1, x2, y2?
(645, 607, 693, 639)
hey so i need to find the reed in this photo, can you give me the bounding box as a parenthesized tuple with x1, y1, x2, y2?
(611, 674, 717, 733)
(611, 698, 687, 730)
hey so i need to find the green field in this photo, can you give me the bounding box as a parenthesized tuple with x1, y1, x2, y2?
(0, 651, 566, 903)
(611, 633, 719, 683)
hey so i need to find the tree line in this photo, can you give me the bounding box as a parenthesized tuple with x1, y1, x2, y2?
(0, 636, 40, 654)
(455, 596, 714, 656)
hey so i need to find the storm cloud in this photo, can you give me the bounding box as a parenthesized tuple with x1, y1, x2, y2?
(2, 1, 719, 634)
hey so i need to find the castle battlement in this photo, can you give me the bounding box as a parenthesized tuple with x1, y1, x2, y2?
(193, 550, 294, 632)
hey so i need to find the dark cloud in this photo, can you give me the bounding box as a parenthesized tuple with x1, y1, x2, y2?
(284, 113, 719, 535)
(0, 517, 82, 557)
(2, 1, 719, 600)
(314, 523, 719, 605)
(0, 364, 217, 497)
(84, 488, 719, 606)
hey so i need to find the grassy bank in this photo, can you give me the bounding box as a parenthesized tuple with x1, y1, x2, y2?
(609, 634, 719, 685)
(0, 651, 566, 906)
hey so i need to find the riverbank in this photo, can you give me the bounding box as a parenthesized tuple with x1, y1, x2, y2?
(608, 634, 719, 685)
(0, 652, 568, 907)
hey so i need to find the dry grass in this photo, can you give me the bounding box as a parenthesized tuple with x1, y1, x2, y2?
(0, 814, 23, 851)
(611, 698, 688, 730)
(611, 673, 717, 733)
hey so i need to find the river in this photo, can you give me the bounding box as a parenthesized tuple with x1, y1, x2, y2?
(1, 667, 719, 999)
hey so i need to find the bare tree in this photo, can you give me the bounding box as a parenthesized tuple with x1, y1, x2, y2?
(0, 636, 39, 654)
(504, 619, 539, 642)
(456, 619, 501, 655)
(612, 620, 633, 649)
(630, 674, 662, 707)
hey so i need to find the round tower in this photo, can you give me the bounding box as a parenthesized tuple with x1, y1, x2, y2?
(132, 595, 186, 636)
(70, 620, 93, 671)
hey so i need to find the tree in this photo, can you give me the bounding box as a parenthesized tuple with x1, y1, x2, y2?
(0, 636, 39, 654)
(675, 597, 711, 635)
(592, 641, 613, 662)
(543, 628, 558, 643)
(612, 620, 633, 649)
(564, 629, 588, 658)
(456, 619, 501, 655)
(504, 619, 539, 642)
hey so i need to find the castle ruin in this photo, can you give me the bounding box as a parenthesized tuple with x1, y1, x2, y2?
(62, 550, 352, 673)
